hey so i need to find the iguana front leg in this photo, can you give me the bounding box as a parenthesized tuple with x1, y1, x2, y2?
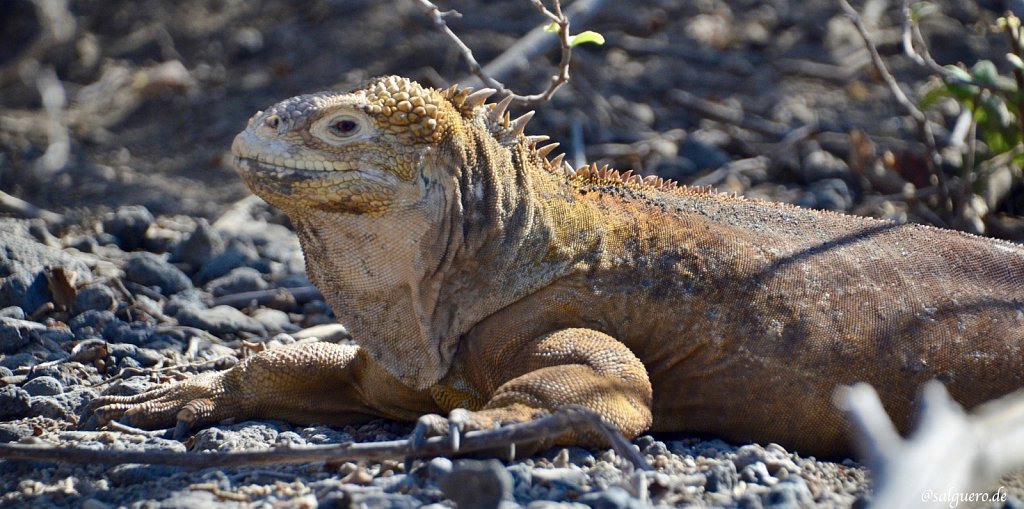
(418, 328, 654, 449)
(88, 342, 438, 436)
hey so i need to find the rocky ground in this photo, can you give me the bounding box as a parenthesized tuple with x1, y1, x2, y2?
(1, 0, 1023, 507)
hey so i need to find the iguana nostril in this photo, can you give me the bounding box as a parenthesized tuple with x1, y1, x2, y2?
(264, 115, 281, 130)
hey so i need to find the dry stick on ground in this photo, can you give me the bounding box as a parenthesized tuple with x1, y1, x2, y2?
(835, 382, 1024, 509)
(0, 407, 650, 471)
(838, 0, 953, 222)
(413, 0, 606, 107)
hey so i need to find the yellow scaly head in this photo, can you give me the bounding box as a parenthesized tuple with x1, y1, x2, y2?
(231, 76, 461, 216)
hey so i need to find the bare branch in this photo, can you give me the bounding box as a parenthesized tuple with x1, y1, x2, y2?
(0, 407, 649, 471)
(414, 0, 607, 107)
(835, 382, 1024, 509)
(838, 0, 952, 219)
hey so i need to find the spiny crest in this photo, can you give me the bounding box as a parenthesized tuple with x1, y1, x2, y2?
(362, 76, 443, 142)
(440, 81, 699, 195)
(552, 162, 683, 192)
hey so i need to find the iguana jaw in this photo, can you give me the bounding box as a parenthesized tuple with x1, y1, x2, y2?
(231, 128, 401, 215)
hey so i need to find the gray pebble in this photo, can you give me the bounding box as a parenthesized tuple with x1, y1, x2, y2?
(0, 422, 32, 443)
(705, 461, 739, 493)
(108, 343, 162, 367)
(29, 395, 71, 420)
(796, 178, 853, 212)
(73, 284, 117, 313)
(107, 464, 184, 486)
(0, 306, 25, 320)
(102, 319, 152, 346)
(102, 205, 154, 251)
(0, 385, 31, 418)
(799, 147, 848, 182)
(193, 422, 280, 452)
(22, 375, 62, 396)
(251, 308, 296, 333)
(439, 459, 513, 509)
(0, 316, 43, 354)
(763, 477, 815, 508)
(124, 252, 192, 296)
(428, 457, 453, 477)
(173, 218, 226, 270)
(741, 461, 776, 486)
(577, 486, 647, 509)
(163, 288, 210, 316)
(206, 266, 268, 297)
(196, 240, 261, 284)
(176, 304, 267, 336)
(69, 309, 119, 339)
(0, 352, 35, 370)
(0, 219, 92, 312)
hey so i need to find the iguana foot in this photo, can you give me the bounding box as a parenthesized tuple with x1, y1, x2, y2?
(409, 404, 549, 454)
(87, 371, 242, 439)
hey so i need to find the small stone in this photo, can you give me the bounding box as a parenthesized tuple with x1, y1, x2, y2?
(705, 461, 739, 493)
(0, 306, 26, 320)
(173, 219, 225, 270)
(69, 309, 119, 339)
(428, 457, 453, 478)
(0, 317, 43, 354)
(108, 344, 162, 367)
(176, 305, 267, 336)
(206, 266, 268, 297)
(29, 395, 71, 420)
(0, 385, 31, 419)
(577, 486, 647, 509)
(0, 422, 32, 443)
(73, 284, 117, 313)
(124, 252, 192, 296)
(196, 240, 261, 283)
(763, 477, 814, 508)
(163, 288, 209, 316)
(251, 308, 296, 333)
(438, 459, 512, 509)
(102, 205, 154, 251)
(102, 320, 152, 346)
(22, 375, 62, 396)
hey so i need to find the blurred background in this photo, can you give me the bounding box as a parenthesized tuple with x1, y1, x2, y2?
(0, 0, 1020, 238)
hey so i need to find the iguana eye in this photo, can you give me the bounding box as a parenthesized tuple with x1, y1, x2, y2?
(328, 116, 360, 137)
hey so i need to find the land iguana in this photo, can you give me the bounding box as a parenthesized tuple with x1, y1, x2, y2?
(90, 76, 1024, 457)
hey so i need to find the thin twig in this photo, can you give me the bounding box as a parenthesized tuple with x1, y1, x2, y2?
(212, 285, 322, 310)
(0, 190, 65, 224)
(0, 407, 650, 471)
(414, 0, 597, 107)
(900, 0, 1006, 94)
(839, 0, 952, 219)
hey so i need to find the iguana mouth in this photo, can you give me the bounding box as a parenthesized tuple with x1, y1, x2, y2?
(232, 153, 357, 173)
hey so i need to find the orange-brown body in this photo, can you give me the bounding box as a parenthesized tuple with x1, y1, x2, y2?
(92, 77, 1024, 457)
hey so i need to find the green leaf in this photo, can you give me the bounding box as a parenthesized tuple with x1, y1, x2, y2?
(919, 80, 954, 110)
(568, 30, 605, 47)
(544, 22, 559, 33)
(971, 60, 999, 85)
(911, 1, 938, 21)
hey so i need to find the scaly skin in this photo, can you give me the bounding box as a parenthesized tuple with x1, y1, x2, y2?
(91, 76, 1024, 457)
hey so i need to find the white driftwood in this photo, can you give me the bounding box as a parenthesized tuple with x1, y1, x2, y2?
(835, 381, 1024, 508)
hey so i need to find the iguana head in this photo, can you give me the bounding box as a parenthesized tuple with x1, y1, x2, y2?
(231, 76, 547, 389)
(231, 76, 454, 215)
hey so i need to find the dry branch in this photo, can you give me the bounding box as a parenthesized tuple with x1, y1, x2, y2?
(835, 381, 1024, 509)
(414, 0, 607, 107)
(0, 407, 649, 471)
(838, 0, 952, 220)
